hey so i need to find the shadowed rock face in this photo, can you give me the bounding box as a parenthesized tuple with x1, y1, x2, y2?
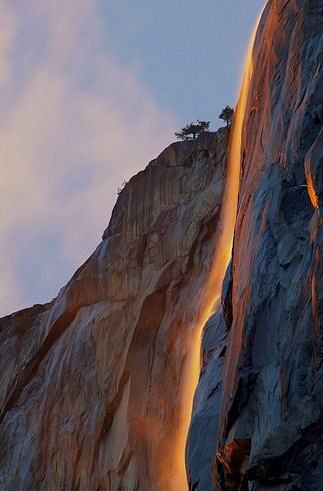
(0, 130, 227, 491)
(186, 305, 228, 491)
(188, 0, 322, 490)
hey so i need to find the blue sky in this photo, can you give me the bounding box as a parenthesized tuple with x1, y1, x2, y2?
(0, 0, 265, 316)
(103, 1, 265, 127)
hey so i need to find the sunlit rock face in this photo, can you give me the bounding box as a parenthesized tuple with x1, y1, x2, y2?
(0, 130, 227, 490)
(189, 1, 322, 490)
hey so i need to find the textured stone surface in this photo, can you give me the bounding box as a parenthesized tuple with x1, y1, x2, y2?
(186, 263, 232, 491)
(1, 1, 322, 489)
(0, 130, 227, 490)
(189, 1, 322, 490)
(187, 309, 227, 491)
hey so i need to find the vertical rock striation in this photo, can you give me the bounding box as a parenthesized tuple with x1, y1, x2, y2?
(188, 1, 322, 490)
(1, 1, 322, 489)
(0, 131, 227, 490)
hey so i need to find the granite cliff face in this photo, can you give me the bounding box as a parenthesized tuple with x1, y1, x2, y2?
(188, 0, 322, 490)
(1, 1, 322, 490)
(0, 131, 227, 490)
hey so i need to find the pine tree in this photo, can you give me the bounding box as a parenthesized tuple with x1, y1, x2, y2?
(175, 120, 210, 140)
(219, 106, 234, 127)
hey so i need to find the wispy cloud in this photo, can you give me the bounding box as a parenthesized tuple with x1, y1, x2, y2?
(0, 3, 17, 87)
(0, 0, 177, 316)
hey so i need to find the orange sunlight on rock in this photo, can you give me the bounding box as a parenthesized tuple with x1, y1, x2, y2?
(173, 10, 264, 491)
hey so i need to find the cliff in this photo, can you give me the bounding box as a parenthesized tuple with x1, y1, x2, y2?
(0, 130, 227, 490)
(188, 0, 322, 490)
(1, 1, 322, 490)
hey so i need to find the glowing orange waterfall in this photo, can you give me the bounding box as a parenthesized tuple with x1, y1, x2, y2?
(172, 12, 264, 491)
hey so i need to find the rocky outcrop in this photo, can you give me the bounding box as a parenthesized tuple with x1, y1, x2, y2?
(0, 131, 227, 490)
(188, 1, 322, 490)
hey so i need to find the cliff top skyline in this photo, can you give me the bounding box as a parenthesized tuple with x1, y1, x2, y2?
(1, 0, 264, 316)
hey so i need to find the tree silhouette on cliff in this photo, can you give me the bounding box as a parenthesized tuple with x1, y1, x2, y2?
(219, 106, 234, 127)
(175, 120, 210, 140)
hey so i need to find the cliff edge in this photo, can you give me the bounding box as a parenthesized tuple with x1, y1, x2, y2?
(0, 130, 227, 491)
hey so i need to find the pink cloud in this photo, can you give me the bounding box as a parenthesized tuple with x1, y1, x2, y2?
(0, 0, 177, 316)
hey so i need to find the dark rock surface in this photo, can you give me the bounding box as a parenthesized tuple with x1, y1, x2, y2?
(187, 310, 227, 491)
(187, 267, 232, 491)
(188, 1, 322, 490)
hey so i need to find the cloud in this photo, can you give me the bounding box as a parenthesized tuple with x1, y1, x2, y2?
(0, 3, 17, 87)
(0, 0, 177, 316)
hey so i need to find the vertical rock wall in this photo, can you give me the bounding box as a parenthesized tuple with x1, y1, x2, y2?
(188, 1, 322, 490)
(1, 1, 322, 490)
(0, 131, 227, 491)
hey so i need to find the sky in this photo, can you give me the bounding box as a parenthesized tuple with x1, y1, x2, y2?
(0, 0, 265, 317)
